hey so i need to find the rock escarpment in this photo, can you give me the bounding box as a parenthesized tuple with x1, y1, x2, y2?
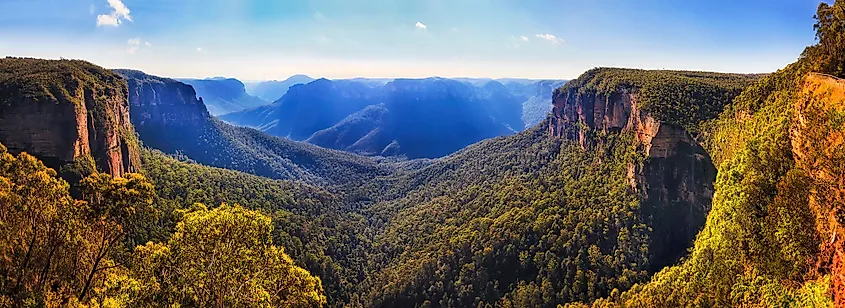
(0, 58, 140, 177)
(548, 68, 756, 269)
(115, 69, 211, 154)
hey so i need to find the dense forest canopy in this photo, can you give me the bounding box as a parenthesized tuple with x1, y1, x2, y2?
(1, 1, 845, 307)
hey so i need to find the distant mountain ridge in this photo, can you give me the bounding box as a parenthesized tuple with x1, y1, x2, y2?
(178, 77, 268, 116)
(223, 77, 566, 158)
(118, 70, 388, 184)
(245, 74, 316, 102)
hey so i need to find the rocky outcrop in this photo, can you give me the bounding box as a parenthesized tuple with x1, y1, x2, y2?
(116, 69, 210, 128)
(549, 80, 716, 270)
(115, 69, 216, 155)
(0, 58, 140, 177)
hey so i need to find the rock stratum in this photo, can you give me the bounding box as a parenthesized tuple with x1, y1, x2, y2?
(0, 58, 140, 177)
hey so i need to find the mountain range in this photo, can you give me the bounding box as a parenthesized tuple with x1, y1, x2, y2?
(223, 77, 565, 158)
(245, 74, 316, 102)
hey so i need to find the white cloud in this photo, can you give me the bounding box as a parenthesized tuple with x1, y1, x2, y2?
(196, 47, 203, 52)
(145, 41, 153, 47)
(415, 22, 427, 30)
(127, 38, 141, 45)
(520, 36, 529, 42)
(96, 0, 132, 27)
(535, 34, 561, 44)
(97, 14, 119, 26)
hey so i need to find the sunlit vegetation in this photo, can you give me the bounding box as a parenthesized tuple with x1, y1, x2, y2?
(571, 1, 845, 306)
(3, 1, 845, 307)
(0, 143, 326, 307)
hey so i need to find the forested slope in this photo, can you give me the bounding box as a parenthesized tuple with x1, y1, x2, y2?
(345, 66, 757, 307)
(574, 2, 845, 306)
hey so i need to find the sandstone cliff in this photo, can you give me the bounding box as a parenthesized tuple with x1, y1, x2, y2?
(0, 58, 140, 177)
(546, 68, 759, 269)
(793, 73, 845, 305)
(116, 70, 209, 134)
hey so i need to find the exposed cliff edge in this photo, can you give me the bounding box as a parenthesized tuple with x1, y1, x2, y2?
(548, 68, 757, 269)
(0, 58, 140, 177)
(114, 69, 212, 153)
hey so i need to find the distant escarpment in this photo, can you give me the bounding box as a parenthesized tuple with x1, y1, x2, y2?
(179, 77, 268, 116)
(0, 58, 140, 177)
(116, 70, 388, 184)
(549, 68, 758, 268)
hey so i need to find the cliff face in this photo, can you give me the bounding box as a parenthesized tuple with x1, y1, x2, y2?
(115, 69, 219, 158)
(117, 69, 209, 130)
(793, 74, 845, 305)
(549, 74, 717, 269)
(0, 58, 140, 177)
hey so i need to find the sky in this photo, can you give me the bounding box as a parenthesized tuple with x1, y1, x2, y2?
(0, 0, 827, 80)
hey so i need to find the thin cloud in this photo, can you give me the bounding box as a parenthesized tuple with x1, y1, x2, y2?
(145, 41, 153, 47)
(196, 47, 203, 52)
(96, 0, 132, 27)
(520, 36, 529, 42)
(126, 38, 141, 54)
(415, 22, 427, 30)
(314, 11, 327, 22)
(535, 34, 561, 44)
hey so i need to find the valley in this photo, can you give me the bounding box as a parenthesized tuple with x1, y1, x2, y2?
(0, 1, 843, 307)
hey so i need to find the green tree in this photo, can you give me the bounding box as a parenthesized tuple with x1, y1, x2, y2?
(803, 0, 845, 77)
(0, 144, 84, 306)
(76, 173, 157, 302)
(132, 204, 327, 307)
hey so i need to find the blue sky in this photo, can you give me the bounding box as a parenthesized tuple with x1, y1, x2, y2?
(0, 0, 825, 80)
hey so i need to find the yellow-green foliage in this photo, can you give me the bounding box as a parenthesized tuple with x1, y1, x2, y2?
(0, 142, 327, 307)
(579, 2, 845, 306)
(130, 204, 326, 307)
